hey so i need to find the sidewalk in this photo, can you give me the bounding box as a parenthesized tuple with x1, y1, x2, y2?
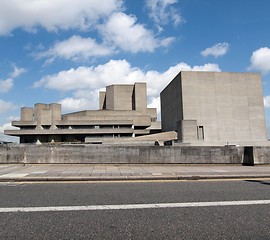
(1, 164, 270, 182)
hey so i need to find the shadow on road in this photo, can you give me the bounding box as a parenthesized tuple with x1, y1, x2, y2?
(245, 180, 270, 186)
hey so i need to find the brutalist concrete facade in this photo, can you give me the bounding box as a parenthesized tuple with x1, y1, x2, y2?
(160, 71, 268, 146)
(5, 83, 160, 143)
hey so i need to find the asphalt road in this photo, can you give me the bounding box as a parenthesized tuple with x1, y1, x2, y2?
(0, 180, 270, 239)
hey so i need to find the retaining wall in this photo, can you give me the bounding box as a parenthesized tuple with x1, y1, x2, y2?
(2, 144, 268, 164)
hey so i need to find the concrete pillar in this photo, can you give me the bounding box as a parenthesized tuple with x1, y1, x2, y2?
(105, 85, 115, 110)
(21, 107, 33, 121)
(134, 83, 147, 112)
(49, 103, 61, 129)
(99, 91, 106, 109)
(34, 104, 47, 129)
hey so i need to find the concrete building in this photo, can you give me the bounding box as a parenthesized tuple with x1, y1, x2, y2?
(5, 83, 161, 143)
(160, 71, 268, 146)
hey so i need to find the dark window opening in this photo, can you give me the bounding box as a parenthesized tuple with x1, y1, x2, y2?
(197, 126, 204, 140)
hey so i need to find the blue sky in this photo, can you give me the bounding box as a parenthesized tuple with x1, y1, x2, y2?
(1, 0, 270, 141)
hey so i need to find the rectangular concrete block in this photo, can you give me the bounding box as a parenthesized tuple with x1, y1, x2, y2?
(134, 83, 147, 112)
(21, 107, 33, 121)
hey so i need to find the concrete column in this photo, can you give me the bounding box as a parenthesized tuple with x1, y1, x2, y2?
(105, 85, 115, 110)
(49, 103, 61, 129)
(21, 107, 33, 121)
(34, 104, 47, 129)
(134, 83, 147, 112)
(99, 91, 106, 109)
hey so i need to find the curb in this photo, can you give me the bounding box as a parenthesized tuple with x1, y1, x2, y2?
(1, 175, 270, 182)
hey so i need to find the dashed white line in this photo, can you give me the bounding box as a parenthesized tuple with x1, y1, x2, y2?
(1, 200, 270, 213)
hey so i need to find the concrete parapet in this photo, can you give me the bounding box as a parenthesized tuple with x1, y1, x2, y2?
(1, 144, 270, 164)
(253, 146, 270, 164)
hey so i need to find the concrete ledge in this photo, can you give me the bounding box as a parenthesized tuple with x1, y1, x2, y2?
(0, 144, 270, 164)
(1, 175, 270, 182)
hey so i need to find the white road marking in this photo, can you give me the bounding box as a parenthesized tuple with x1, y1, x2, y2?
(0, 173, 28, 178)
(152, 173, 163, 176)
(0, 200, 270, 213)
(0, 183, 23, 187)
(30, 171, 48, 174)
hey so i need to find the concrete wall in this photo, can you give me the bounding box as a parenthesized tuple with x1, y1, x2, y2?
(253, 147, 270, 164)
(104, 83, 147, 112)
(62, 110, 152, 127)
(160, 73, 183, 133)
(160, 71, 268, 145)
(1, 144, 269, 164)
(21, 107, 33, 121)
(182, 72, 267, 144)
(134, 83, 147, 112)
(179, 120, 198, 142)
(105, 85, 134, 110)
(33, 103, 61, 129)
(105, 85, 115, 110)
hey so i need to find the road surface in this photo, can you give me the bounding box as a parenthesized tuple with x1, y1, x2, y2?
(0, 179, 270, 239)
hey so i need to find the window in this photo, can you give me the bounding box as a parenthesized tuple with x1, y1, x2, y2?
(197, 126, 204, 140)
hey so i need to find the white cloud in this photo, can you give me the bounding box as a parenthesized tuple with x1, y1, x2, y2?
(0, 78, 13, 93)
(0, 99, 16, 113)
(7, 116, 20, 121)
(59, 90, 99, 113)
(192, 63, 221, 72)
(146, 0, 182, 31)
(99, 12, 174, 53)
(37, 35, 114, 62)
(160, 37, 175, 47)
(34, 60, 145, 91)
(249, 47, 270, 74)
(10, 65, 27, 78)
(0, 65, 26, 93)
(264, 96, 270, 108)
(34, 59, 221, 112)
(201, 42, 230, 58)
(148, 96, 161, 116)
(59, 97, 94, 113)
(0, 123, 19, 142)
(0, 122, 17, 132)
(0, 0, 122, 35)
(0, 133, 19, 142)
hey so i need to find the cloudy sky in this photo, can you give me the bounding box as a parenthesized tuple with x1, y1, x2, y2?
(1, 0, 270, 141)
